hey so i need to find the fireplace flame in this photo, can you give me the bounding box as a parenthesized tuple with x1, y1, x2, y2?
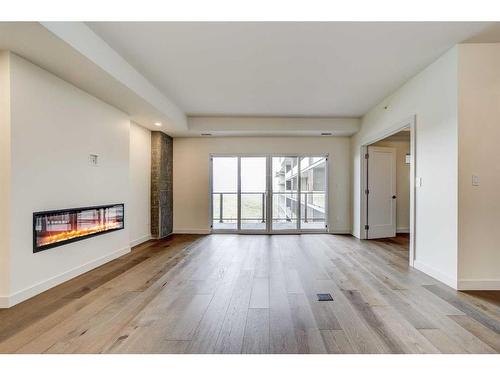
(39, 221, 122, 246)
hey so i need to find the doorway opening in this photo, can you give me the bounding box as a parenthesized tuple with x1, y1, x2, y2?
(210, 154, 328, 234)
(360, 116, 415, 266)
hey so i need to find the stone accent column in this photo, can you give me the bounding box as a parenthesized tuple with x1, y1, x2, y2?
(151, 131, 173, 238)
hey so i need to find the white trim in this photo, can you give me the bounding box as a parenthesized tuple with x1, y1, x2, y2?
(414, 260, 457, 289)
(359, 116, 414, 146)
(360, 144, 368, 240)
(130, 234, 152, 248)
(329, 229, 352, 234)
(457, 279, 500, 290)
(360, 115, 416, 267)
(396, 227, 410, 233)
(173, 229, 211, 234)
(208, 155, 214, 231)
(0, 246, 131, 308)
(408, 116, 416, 268)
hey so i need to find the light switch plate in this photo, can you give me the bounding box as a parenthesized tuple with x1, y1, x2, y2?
(472, 175, 480, 186)
(417, 177, 423, 187)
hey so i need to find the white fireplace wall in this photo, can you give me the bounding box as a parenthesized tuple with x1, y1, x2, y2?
(4, 52, 131, 306)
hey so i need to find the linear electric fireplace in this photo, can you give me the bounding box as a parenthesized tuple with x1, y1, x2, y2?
(33, 204, 124, 253)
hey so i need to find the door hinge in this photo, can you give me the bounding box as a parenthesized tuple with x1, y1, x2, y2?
(365, 189, 369, 195)
(364, 224, 369, 230)
(364, 153, 369, 159)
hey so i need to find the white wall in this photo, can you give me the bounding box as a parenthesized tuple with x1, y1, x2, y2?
(129, 122, 151, 246)
(0, 51, 11, 299)
(2, 53, 131, 306)
(372, 139, 410, 232)
(457, 43, 500, 289)
(173, 137, 351, 233)
(352, 47, 459, 288)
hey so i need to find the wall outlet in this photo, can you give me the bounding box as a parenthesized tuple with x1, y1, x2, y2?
(89, 154, 99, 167)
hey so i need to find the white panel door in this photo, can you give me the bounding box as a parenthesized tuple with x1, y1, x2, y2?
(367, 146, 397, 239)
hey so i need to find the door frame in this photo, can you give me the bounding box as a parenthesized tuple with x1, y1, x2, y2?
(209, 153, 329, 234)
(359, 115, 416, 267)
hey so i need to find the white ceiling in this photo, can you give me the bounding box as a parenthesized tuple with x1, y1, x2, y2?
(0, 22, 187, 134)
(88, 22, 491, 117)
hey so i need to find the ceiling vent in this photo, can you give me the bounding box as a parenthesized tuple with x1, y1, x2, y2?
(201, 133, 212, 136)
(321, 132, 333, 136)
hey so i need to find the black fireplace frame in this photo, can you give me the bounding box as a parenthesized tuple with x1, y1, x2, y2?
(33, 203, 125, 253)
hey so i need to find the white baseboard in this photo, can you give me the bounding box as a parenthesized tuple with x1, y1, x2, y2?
(350, 231, 362, 239)
(414, 260, 457, 289)
(457, 279, 500, 290)
(174, 229, 352, 235)
(396, 227, 409, 233)
(173, 229, 211, 234)
(329, 229, 352, 234)
(130, 234, 152, 247)
(1, 246, 131, 308)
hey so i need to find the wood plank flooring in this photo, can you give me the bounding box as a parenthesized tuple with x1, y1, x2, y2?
(0, 233, 498, 354)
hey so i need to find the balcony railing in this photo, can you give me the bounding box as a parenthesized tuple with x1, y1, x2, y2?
(212, 191, 326, 224)
(213, 192, 266, 223)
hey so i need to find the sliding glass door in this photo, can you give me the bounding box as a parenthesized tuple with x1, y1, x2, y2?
(211, 154, 327, 233)
(299, 156, 327, 229)
(212, 157, 238, 230)
(271, 156, 299, 230)
(240, 157, 267, 230)
(211, 156, 267, 232)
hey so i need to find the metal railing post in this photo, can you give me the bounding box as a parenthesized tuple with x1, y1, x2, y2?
(262, 193, 265, 223)
(219, 193, 223, 223)
(304, 192, 308, 223)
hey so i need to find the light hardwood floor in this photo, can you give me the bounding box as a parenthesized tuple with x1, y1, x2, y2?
(0, 234, 498, 354)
